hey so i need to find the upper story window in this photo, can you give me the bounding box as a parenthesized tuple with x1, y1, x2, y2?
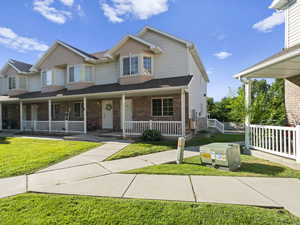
(8, 77, 16, 90)
(68, 65, 94, 83)
(122, 56, 139, 76)
(41, 70, 53, 86)
(143, 56, 152, 74)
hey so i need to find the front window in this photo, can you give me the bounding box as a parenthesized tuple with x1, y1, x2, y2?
(123, 56, 139, 75)
(52, 103, 60, 120)
(42, 70, 52, 86)
(73, 102, 83, 118)
(8, 77, 16, 90)
(69, 65, 81, 83)
(143, 56, 152, 74)
(152, 98, 174, 116)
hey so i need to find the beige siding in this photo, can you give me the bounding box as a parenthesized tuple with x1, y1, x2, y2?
(187, 51, 207, 119)
(28, 73, 41, 91)
(115, 38, 151, 56)
(38, 45, 85, 70)
(286, 0, 300, 48)
(95, 61, 119, 84)
(140, 30, 188, 78)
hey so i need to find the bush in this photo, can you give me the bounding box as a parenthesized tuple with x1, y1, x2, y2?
(142, 129, 162, 141)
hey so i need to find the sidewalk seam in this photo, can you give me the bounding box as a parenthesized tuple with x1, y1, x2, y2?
(235, 177, 282, 206)
(188, 176, 197, 202)
(121, 174, 137, 198)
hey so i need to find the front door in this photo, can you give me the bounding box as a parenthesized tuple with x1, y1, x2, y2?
(102, 100, 113, 129)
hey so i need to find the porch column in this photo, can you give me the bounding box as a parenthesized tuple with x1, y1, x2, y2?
(0, 103, 2, 131)
(122, 94, 126, 138)
(20, 102, 23, 131)
(83, 97, 87, 134)
(48, 99, 52, 133)
(181, 88, 186, 137)
(244, 79, 252, 151)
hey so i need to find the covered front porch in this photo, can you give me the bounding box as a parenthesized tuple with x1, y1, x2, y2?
(0, 87, 195, 138)
(235, 44, 300, 163)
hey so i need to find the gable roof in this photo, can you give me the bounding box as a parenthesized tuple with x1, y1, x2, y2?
(32, 40, 99, 70)
(138, 26, 193, 47)
(105, 35, 162, 57)
(9, 59, 32, 73)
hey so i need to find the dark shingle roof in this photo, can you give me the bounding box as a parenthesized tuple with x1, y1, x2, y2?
(15, 75, 193, 99)
(58, 41, 99, 60)
(9, 59, 32, 73)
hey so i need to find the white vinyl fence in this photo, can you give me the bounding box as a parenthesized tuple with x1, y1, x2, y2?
(23, 120, 84, 133)
(124, 120, 182, 137)
(207, 119, 225, 133)
(250, 124, 300, 162)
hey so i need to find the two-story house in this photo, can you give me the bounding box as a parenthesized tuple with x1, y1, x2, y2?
(0, 26, 209, 138)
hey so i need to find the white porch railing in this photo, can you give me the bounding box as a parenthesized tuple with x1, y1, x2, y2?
(250, 124, 300, 161)
(208, 119, 225, 133)
(23, 120, 84, 133)
(124, 120, 182, 137)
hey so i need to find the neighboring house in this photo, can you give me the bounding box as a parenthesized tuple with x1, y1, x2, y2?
(234, 0, 300, 162)
(0, 26, 209, 137)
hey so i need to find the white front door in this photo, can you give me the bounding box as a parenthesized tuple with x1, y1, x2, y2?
(102, 100, 113, 129)
(121, 99, 133, 129)
(31, 105, 38, 120)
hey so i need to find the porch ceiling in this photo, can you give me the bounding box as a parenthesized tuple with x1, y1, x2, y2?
(234, 44, 300, 79)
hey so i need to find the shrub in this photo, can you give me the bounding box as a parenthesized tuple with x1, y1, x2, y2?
(142, 129, 162, 141)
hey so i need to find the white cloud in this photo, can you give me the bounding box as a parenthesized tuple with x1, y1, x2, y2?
(0, 27, 49, 53)
(33, 0, 72, 24)
(253, 11, 285, 33)
(214, 51, 232, 60)
(77, 4, 85, 17)
(59, 0, 74, 6)
(101, 0, 170, 23)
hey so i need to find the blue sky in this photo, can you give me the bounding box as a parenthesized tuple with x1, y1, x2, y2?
(0, 0, 285, 100)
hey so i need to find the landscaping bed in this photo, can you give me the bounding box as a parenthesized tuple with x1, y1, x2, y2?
(0, 137, 101, 178)
(107, 133, 245, 161)
(0, 194, 298, 225)
(124, 154, 300, 179)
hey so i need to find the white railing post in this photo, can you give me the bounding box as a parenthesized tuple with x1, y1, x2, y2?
(122, 94, 126, 138)
(149, 120, 153, 130)
(296, 125, 300, 163)
(65, 120, 69, 133)
(244, 79, 252, 151)
(33, 120, 37, 131)
(48, 99, 52, 133)
(83, 97, 87, 134)
(181, 88, 186, 137)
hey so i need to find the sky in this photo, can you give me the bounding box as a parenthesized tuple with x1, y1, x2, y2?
(0, 0, 285, 101)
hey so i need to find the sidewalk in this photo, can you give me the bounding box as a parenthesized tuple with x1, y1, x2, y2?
(1, 141, 300, 218)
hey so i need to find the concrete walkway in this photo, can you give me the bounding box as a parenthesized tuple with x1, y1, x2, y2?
(1, 141, 300, 218)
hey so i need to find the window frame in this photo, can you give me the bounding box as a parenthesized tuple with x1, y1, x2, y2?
(121, 55, 139, 76)
(68, 64, 94, 83)
(8, 77, 16, 90)
(51, 103, 60, 120)
(41, 70, 53, 87)
(151, 97, 174, 117)
(68, 65, 81, 83)
(73, 102, 83, 118)
(143, 55, 153, 75)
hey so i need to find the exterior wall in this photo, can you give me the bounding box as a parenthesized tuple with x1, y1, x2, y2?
(188, 51, 208, 119)
(28, 73, 41, 91)
(115, 38, 151, 56)
(38, 45, 85, 70)
(95, 62, 119, 85)
(285, 76, 300, 124)
(139, 30, 188, 78)
(285, 0, 300, 48)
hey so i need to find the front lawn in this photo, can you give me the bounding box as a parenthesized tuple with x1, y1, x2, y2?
(0, 137, 101, 178)
(0, 194, 298, 225)
(124, 154, 300, 179)
(107, 133, 244, 161)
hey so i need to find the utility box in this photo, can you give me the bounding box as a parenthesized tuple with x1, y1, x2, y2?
(200, 143, 241, 171)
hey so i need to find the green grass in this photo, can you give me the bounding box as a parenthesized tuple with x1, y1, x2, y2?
(107, 133, 245, 161)
(124, 154, 300, 179)
(0, 137, 101, 178)
(0, 194, 299, 225)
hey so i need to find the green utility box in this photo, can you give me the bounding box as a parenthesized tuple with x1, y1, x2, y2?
(200, 143, 241, 171)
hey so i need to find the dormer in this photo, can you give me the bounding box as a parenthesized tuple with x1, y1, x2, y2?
(270, 0, 300, 48)
(32, 41, 100, 92)
(0, 59, 32, 96)
(105, 35, 162, 85)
